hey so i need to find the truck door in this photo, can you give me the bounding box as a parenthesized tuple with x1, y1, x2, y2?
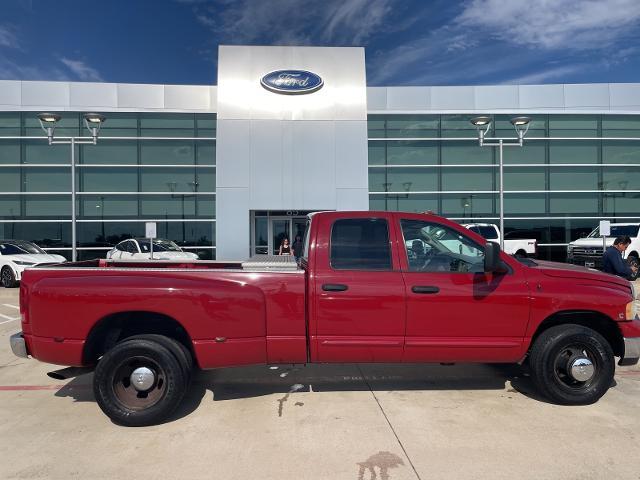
(311, 214, 405, 362)
(398, 216, 531, 363)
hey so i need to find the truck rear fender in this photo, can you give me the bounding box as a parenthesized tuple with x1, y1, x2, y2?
(527, 310, 624, 359)
(83, 311, 196, 367)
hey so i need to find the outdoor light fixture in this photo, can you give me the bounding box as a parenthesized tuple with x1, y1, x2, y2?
(510, 116, 531, 142)
(37, 112, 61, 145)
(470, 116, 492, 145)
(469, 115, 533, 249)
(36, 112, 107, 261)
(83, 113, 106, 143)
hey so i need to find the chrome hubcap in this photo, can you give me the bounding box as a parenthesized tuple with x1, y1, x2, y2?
(130, 367, 155, 392)
(569, 357, 595, 382)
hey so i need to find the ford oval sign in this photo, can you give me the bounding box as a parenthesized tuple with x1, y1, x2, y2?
(260, 70, 323, 95)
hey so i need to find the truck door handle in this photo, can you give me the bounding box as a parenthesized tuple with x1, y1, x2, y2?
(412, 286, 440, 294)
(322, 283, 348, 292)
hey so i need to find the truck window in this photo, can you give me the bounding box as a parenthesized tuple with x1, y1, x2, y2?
(401, 219, 484, 273)
(330, 218, 391, 270)
(468, 225, 499, 240)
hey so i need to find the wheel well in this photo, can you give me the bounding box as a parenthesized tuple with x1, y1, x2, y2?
(83, 311, 194, 365)
(515, 249, 527, 257)
(530, 310, 624, 357)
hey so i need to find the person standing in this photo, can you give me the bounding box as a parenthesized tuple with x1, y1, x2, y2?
(278, 238, 292, 256)
(602, 236, 638, 280)
(292, 235, 303, 261)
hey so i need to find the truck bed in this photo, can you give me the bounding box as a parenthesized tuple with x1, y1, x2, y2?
(39, 254, 299, 272)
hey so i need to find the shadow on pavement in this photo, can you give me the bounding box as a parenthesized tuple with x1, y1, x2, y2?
(53, 361, 593, 424)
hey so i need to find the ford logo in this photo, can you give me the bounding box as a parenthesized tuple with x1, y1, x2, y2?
(260, 70, 323, 95)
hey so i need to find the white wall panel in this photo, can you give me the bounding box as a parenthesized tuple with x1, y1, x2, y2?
(164, 85, 211, 110)
(564, 84, 609, 108)
(475, 85, 519, 110)
(22, 81, 69, 107)
(216, 187, 250, 260)
(367, 87, 387, 111)
(250, 120, 284, 208)
(337, 188, 369, 211)
(0, 80, 21, 106)
(209, 87, 218, 112)
(519, 85, 564, 109)
(335, 121, 368, 189)
(216, 120, 251, 188)
(387, 87, 430, 110)
(609, 84, 640, 107)
(431, 86, 475, 110)
(117, 84, 164, 109)
(293, 121, 337, 210)
(69, 82, 118, 108)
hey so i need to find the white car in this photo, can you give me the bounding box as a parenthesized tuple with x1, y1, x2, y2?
(0, 240, 67, 288)
(106, 238, 199, 261)
(462, 223, 537, 257)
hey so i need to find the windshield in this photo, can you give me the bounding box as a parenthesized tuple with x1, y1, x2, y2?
(0, 241, 46, 255)
(138, 240, 182, 252)
(467, 226, 499, 240)
(587, 225, 639, 238)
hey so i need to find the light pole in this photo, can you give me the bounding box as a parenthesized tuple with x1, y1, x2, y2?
(38, 112, 106, 261)
(470, 115, 531, 250)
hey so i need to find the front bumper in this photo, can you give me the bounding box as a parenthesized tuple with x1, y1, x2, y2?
(619, 337, 640, 366)
(10, 332, 28, 358)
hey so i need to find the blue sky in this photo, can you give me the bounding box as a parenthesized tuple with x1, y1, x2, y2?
(1, 0, 639, 86)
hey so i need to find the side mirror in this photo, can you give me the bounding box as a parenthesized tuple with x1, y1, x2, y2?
(484, 241, 502, 273)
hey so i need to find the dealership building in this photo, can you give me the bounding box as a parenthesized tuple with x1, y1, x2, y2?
(0, 45, 639, 261)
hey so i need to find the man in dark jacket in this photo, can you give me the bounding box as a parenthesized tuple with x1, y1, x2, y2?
(602, 236, 638, 280)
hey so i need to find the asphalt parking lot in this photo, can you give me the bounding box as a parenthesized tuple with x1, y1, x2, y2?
(1, 286, 639, 480)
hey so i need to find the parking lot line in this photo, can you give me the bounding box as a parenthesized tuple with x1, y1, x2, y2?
(2, 304, 19, 310)
(0, 314, 19, 323)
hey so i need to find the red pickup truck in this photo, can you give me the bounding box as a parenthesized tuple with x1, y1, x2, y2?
(10, 211, 640, 426)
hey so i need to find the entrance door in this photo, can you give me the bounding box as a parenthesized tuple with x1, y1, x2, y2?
(271, 218, 291, 255)
(251, 212, 313, 256)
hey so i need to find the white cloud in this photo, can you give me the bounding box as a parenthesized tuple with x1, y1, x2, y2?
(0, 25, 20, 49)
(194, 0, 394, 45)
(501, 65, 585, 85)
(368, 0, 640, 85)
(0, 57, 70, 81)
(60, 58, 104, 82)
(456, 0, 640, 50)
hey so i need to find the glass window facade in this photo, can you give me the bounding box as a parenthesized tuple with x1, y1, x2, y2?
(0, 112, 216, 260)
(369, 114, 640, 262)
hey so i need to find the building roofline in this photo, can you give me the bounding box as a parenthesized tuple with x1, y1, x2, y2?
(1, 79, 639, 114)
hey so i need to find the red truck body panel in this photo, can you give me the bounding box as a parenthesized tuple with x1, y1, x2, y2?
(17, 211, 639, 370)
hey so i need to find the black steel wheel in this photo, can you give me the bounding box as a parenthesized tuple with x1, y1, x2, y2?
(124, 334, 193, 388)
(529, 324, 614, 405)
(1, 267, 17, 288)
(93, 337, 186, 426)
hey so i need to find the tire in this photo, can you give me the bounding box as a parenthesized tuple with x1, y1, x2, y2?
(124, 334, 193, 388)
(529, 324, 614, 405)
(627, 253, 639, 280)
(515, 250, 527, 258)
(1, 266, 18, 288)
(93, 337, 187, 427)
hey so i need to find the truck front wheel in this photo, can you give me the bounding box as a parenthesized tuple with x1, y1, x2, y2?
(93, 337, 187, 426)
(529, 325, 614, 405)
